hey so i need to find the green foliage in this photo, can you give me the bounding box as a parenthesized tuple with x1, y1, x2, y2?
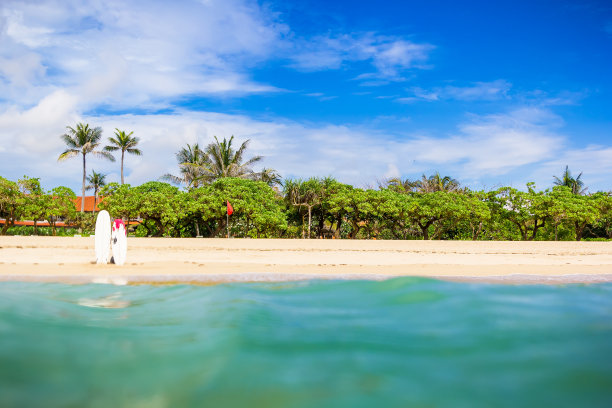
(489, 185, 549, 241)
(164, 136, 280, 189)
(18, 176, 47, 235)
(2, 174, 612, 241)
(553, 166, 587, 195)
(210, 178, 287, 237)
(5, 225, 80, 236)
(131, 182, 186, 237)
(0, 176, 22, 235)
(46, 186, 77, 236)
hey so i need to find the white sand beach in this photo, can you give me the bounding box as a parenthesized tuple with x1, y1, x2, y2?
(0, 236, 611, 284)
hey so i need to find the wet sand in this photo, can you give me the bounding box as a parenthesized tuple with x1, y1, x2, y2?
(0, 236, 611, 284)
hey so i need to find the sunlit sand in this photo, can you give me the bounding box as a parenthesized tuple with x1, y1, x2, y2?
(1, 236, 611, 284)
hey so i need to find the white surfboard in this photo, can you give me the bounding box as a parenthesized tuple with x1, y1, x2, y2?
(111, 219, 127, 266)
(94, 210, 111, 264)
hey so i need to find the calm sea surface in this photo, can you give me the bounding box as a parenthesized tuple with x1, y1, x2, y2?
(0, 278, 611, 407)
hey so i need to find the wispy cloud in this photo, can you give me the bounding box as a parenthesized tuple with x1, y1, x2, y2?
(397, 80, 512, 103)
(0, 0, 435, 113)
(287, 33, 433, 81)
(537, 145, 612, 190)
(4, 99, 601, 192)
(0, 0, 286, 110)
(518, 89, 588, 106)
(405, 108, 564, 177)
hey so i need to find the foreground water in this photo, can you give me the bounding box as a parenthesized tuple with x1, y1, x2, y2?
(0, 278, 611, 407)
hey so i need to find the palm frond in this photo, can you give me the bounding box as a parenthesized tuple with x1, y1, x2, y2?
(57, 149, 80, 161)
(60, 133, 79, 149)
(242, 155, 263, 167)
(160, 173, 184, 185)
(91, 150, 116, 162)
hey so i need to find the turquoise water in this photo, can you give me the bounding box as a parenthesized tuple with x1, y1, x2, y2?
(0, 278, 611, 407)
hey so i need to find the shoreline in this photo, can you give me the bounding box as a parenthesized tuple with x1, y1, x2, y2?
(1, 236, 611, 285)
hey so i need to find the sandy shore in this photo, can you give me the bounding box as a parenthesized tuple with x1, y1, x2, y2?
(1, 236, 611, 284)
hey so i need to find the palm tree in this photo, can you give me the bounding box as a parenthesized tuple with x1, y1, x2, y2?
(86, 170, 107, 213)
(201, 136, 263, 181)
(105, 129, 142, 184)
(162, 143, 209, 189)
(416, 173, 460, 193)
(553, 166, 587, 195)
(258, 168, 282, 188)
(284, 178, 324, 238)
(383, 177, 419, 193)
(58, 123, 115, 212)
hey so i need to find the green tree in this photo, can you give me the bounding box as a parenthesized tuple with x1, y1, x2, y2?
(99, 183, 139, 231)
(553, 166, 587, 195)
(326, 184, 373, 239)
(105, 129, 142, 184)
(561, 191, 600, 241)
(490, 184, 550, 241)
(284, 178, 324, 238)
(438, 190, 492, 240)
(46, 186, 77, 236)
(0, 177, 23, 235)
(131, 182, 187, 237)
(210, 178, 286, 238)
(86, 170, 107, 213)
(593, 192, 612, 239)
(186, 184, 217, 237)
(18, 176, 46, 235)
(58, 123, 115, 212)
(404, 191, 468, 240)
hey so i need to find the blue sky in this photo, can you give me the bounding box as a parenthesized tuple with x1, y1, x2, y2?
(0, 0, 611, 192)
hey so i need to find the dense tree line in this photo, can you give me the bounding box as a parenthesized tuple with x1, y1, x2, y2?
(2, 174, 610, 240)
(1, 125, 609, 240)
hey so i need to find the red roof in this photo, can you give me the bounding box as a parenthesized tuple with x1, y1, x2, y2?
(73, 196, 103, 212)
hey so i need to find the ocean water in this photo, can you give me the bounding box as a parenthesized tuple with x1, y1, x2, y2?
(0, 278, 611, 408)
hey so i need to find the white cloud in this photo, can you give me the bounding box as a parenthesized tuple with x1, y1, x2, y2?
(0, 0, 286, 109)
(407, 108, 563, 177)
(398, 80, 511, 103)
(5, 101, 607, 192)
(535, 145, 612, 191)
(0, 90, 79, 156)
(383, 163, 400, 179)
(288, 33, 433, 81)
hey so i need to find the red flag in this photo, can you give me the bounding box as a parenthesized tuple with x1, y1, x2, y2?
(227, 201, 233, 216)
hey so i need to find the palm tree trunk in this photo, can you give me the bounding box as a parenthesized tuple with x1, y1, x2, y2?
(121, 150, 125, 184)
(81, 153, 86, 213)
